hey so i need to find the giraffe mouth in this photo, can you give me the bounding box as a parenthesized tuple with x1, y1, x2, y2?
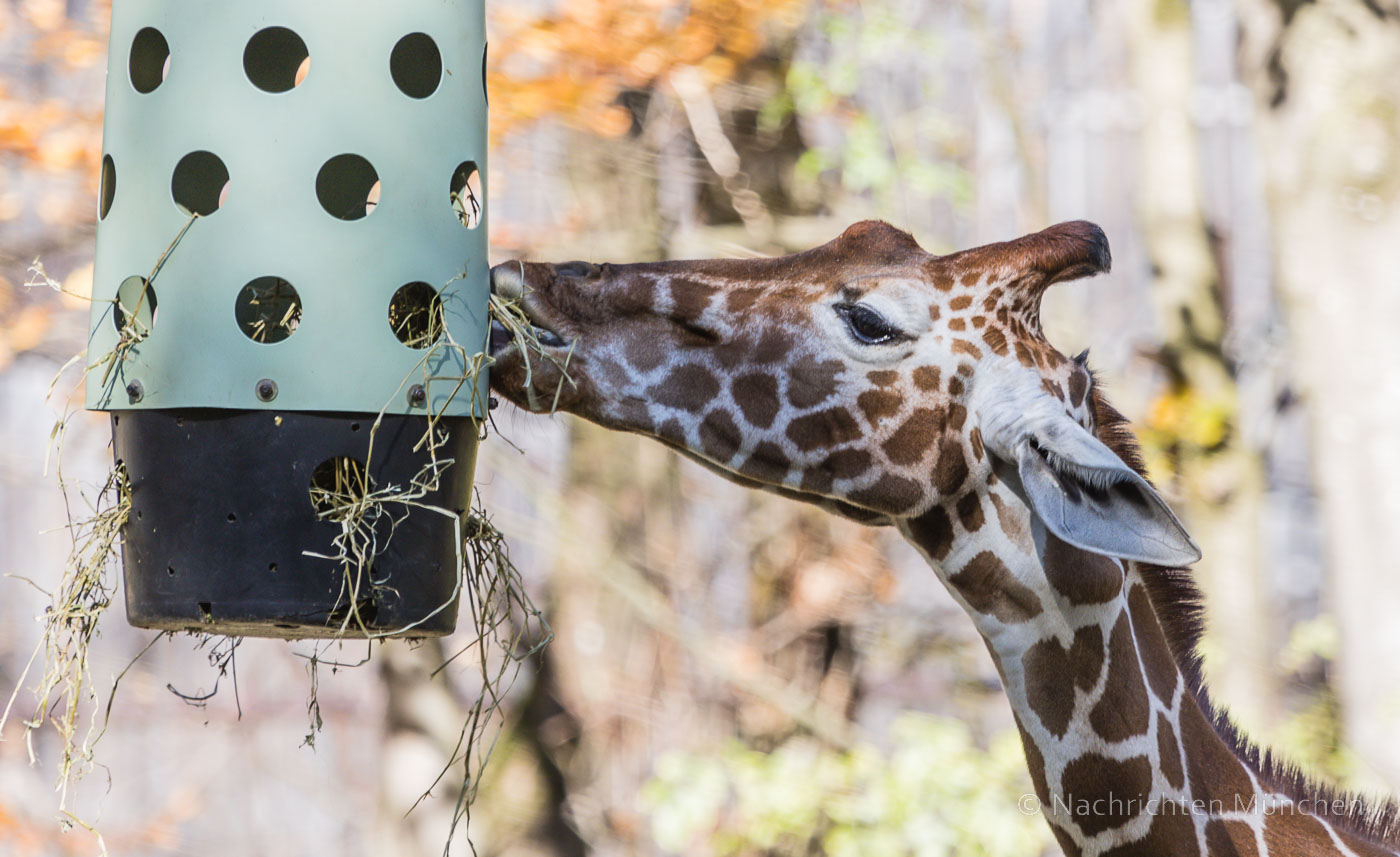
(489, 318, 566, 352)
(488, 263, 569, 352)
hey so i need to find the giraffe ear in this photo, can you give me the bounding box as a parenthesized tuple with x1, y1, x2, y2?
(1012, 426, 1202, 567)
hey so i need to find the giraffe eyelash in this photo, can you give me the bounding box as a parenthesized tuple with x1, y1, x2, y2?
(833, 302, 905, 345)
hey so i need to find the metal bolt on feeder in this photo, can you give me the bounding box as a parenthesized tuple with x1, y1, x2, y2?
(88, 0, 490, 638)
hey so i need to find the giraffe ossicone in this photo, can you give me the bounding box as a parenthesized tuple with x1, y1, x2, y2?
(488, 220, 1400, 857)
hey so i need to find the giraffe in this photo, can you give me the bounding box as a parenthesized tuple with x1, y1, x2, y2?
(486, 220, 1400, 856)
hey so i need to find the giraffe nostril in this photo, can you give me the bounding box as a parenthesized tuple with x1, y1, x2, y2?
(553, 260, 600, 279)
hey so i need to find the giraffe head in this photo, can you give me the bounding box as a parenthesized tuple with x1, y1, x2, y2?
(489, 220, 1199, 566)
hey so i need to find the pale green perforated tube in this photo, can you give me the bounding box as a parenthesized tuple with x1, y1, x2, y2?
(88, 0, 489, 417)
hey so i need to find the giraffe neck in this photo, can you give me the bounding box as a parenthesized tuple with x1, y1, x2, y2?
(899, 479, 1397, 857)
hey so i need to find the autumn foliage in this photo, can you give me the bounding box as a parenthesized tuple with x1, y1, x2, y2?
(487, 0, 808, 142)
(0, 2, 108, 187)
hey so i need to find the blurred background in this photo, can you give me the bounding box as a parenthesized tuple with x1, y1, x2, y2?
(4, 0, 1400, 854)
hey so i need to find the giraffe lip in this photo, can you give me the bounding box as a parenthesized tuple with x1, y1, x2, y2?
(489, 319, 512, 353)
(488, 318, 567, 353)
(535, 326, 566, 347)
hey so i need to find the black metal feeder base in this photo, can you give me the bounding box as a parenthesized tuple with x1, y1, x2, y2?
(114, 410, 477, 638)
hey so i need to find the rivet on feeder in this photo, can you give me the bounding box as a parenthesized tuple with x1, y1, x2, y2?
(256, 378, 278, 402)
(126, 380, 144, 403)
(408, 384, 427, 408)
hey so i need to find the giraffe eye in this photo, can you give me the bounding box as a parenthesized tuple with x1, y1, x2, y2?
(835, 303, 901, 345)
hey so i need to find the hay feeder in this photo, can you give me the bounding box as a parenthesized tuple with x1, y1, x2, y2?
(87, 0, 490, 638)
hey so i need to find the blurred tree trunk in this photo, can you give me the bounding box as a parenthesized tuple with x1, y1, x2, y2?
(373, 638, 586, 857)
(1124, 0, 1277, 729)
(1237, 0, 1400, 793)
(374, 639, 474, 857)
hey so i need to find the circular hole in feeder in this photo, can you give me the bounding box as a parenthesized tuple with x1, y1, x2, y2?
(268, 562, 279, 573)
(113, 276, 157, 336)
(244, 26, 310, 93)
(309, 456, 369, 517)
(227, 512, 237, 523)
(99, 154, 116, 220)
(172, 150, 230, 216)
(235, 276, 303, 343)
(391, 32, 442, 99)
(450, 161, 481, 229)
(388, 282, 444, 349)
(129, 27, 169, 93)
(316, 154, 379, 221)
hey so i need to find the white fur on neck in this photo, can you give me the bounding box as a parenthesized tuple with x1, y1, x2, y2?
(969, 362, 1131, 484)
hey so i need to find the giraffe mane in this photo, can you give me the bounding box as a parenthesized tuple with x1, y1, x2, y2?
(1089, 380, 1400, 848)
